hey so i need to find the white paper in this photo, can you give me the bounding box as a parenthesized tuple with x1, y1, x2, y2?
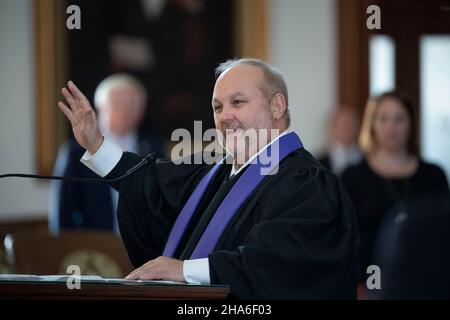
(0, 274, 192, 285)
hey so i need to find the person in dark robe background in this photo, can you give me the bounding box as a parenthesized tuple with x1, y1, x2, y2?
(57, 58, 358, 299)
(372, 192, 450, 299)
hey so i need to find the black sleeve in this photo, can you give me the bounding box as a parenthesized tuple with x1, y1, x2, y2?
(208, 167, 358, 299)
(106, 152, 211, 267)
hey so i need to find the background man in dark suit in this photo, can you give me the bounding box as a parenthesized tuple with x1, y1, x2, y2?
(317, 105, 361, 176)
(49, 74, 164, 233)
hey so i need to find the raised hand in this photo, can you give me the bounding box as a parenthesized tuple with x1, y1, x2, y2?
(58, 81, 103, 154)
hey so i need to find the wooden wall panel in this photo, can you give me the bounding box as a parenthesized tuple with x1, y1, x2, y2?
(34, 0, 67, 175)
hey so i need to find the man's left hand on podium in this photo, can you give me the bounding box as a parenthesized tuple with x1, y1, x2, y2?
(124, 256, 185, 283)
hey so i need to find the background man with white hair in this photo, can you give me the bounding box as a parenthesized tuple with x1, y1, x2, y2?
(49, 74, 164, 233)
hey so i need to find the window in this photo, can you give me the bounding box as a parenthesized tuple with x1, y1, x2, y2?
(420, 35, 450, 183)
(369, 35, 396, 96)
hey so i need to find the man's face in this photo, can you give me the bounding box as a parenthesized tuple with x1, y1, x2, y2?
(103, 85, 144, 136)
(212, 65, 275, 160)
(333, 110, 360, 146)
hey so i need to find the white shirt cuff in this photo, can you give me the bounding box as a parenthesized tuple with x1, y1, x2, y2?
(80, 137, 123, 177)
(183, 258, 210, 284)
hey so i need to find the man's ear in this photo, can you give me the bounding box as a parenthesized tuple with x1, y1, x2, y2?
(270, 93, 287, 121)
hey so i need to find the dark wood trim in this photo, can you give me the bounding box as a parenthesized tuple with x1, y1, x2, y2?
(233, 0, 268, 59)
(34, 0, 68, 175)
(337, 0, 371, 115)
(0, 281, 229, 300)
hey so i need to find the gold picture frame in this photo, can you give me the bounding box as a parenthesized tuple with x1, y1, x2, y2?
(34, 0, 68, 175)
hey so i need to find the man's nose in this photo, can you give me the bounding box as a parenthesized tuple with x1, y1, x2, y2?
(218, 105, 235, 123)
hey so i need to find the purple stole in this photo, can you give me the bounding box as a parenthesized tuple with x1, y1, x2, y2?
(162, 132, 303, 259)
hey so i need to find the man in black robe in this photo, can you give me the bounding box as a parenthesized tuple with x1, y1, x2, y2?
(58, 58, 358, 299)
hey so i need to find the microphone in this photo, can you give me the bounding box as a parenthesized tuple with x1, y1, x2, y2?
(0, 153, 156, 183)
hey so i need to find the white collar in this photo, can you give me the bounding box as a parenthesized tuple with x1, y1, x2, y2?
(229, 129, 292, 177)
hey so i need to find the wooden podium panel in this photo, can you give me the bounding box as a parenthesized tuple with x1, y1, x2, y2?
(0, 280, 230, 300)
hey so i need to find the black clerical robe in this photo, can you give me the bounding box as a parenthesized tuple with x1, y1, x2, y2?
(106, 148, 358, 299)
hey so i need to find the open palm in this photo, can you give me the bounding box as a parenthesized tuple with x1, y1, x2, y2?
(58, 81, 103, 154)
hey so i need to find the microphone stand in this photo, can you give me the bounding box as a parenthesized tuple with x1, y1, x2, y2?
(0, 153, 155, 183)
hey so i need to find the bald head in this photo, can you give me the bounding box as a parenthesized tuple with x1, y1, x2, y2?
(214, 64, 266, 105)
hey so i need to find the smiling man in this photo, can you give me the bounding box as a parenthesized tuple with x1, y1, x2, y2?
(58, 58, 357, 299)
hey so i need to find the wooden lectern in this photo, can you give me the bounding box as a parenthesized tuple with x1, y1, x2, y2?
(0, 279, 230, 300)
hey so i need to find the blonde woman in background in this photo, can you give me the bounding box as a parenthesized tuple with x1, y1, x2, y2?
(341, 92, 449, 289)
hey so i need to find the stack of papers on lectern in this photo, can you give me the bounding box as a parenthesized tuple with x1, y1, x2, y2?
(0, 274, 192, 285)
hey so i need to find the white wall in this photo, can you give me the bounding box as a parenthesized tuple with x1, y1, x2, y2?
(0, 0, 50, 220)
(269, 0, 336, 155)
